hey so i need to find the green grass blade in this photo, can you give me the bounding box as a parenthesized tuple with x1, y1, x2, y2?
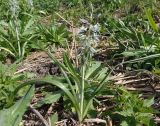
(0, 47, 15, 57)
(63, 53, 80, 79)
(47, 50, 68, 72)
(123, 53, 160, 64)
(146, 9, 158, 32)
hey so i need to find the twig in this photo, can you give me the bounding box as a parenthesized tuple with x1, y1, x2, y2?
(97, 105, 115, 116)
(126, 87, 160, 92)
(114, 78, 150, 85)
(55, 119, 67, 125)
(96, 95, 114, 99)
(45, 103, 54, 118)
(55, 12, 74, 27)
(71, 118, 77, 125)
(14, 68, 28, 74)
(84, 118, 106, 124)
(29, 105, 49, 126)
(107, 116, 112, 126)
(154, 118, 160, 123)
(109, 75, 137, 81)
(48, 117, 51, 126)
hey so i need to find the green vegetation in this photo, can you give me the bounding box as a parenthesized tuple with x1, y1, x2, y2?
(114, 88, 155, 126)
(0, 0, 160, 125)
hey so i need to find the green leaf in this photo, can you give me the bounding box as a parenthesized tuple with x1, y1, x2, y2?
(143, 97, 154, 107)
(0, 47, 15, 57)
(137, 113, 153, 126)
(120, 121, 129, 126)
(18, 76, 81, 118)
(123, 53, 160, 64)
(34, 92, 61, 108)
(121, 50, 145, 57)
(22, 17, 35, 36)
(63, 53, 80, 79)
(0, 85, 34, 126)
(50, 112, 58, 126)
(85, 61, 102, 79)
(146, 9, 158, 32)
(116, 109, 134, 117)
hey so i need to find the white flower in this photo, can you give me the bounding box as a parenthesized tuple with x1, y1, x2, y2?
(9, 0, 19, 18)
(90, 23, 100, 33)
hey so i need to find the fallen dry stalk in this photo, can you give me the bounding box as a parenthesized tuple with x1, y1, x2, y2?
(29, 105, 49, 126)
(126, 87, 160, 92)
(84, 118, 106, 124)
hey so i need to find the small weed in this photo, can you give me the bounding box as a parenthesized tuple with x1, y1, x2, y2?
(114, 87, 156, 126)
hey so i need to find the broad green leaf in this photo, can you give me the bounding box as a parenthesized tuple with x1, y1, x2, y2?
(96, 68, 108, 81)
(0, 85, 34, 126)
(18, 76, 81, 118)
(22, 18, 35, 36)
(120, 121, 128, 126)
(143, 97, 154, 107)
(34, 92, 61, 108)
(85, 61, 102, 79)
(50, 112, 58, 126)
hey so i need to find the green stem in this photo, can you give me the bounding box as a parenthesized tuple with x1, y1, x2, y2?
(80, 65, 85, 122)
(13, 16, 21, 58)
